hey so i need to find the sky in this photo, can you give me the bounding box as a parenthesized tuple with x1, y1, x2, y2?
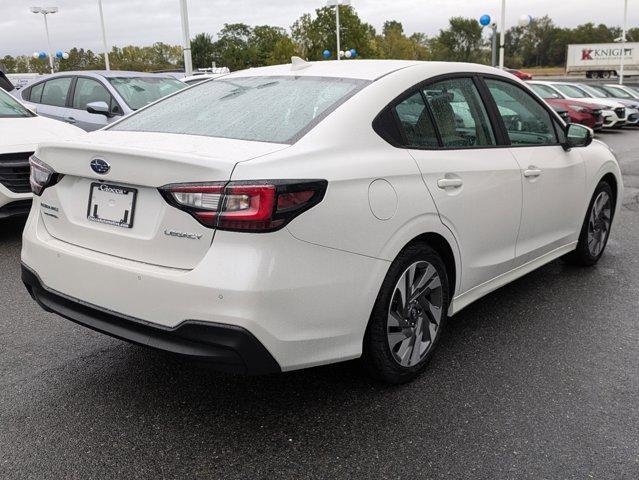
(1, 0, 637, 57)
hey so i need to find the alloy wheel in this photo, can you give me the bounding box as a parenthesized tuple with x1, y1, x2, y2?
(387, 261, 443, 367)
(587, 191, 612, 257)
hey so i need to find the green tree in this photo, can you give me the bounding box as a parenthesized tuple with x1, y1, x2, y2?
(291, 6, 376, 60)
(376, 21, 429, 60)
(430, 17, 486, 63)
(191, 33, 216, 69)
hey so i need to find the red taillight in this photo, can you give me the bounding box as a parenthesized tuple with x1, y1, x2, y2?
(29, 155, 61, 196)
(160, 180, 327, 232)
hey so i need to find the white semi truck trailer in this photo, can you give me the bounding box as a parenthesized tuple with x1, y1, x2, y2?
(566, 42, 639, 79)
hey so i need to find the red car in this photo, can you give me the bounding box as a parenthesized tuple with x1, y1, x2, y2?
(545, 98, 604, 131)
(505, 68, 533, 80)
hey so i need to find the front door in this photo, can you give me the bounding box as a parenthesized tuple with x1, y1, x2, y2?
(484, 78, 586, 265)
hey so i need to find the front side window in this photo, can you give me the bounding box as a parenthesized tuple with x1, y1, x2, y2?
(111, 76, 367, 144)
(393, 92, 438, 148)
(553, 84, 588, 99)
(40, 77, 72, 107)
(107, 76, 186, 110)
(424, 78, 495, 147)
(73, 77, 112, 111)
(486, 79, 558, 146)
(0, 90, 32, 118)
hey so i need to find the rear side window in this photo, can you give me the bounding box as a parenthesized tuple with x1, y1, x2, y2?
(111, 76, 367, 144)
(393, 92, 438, 148)
(486, 79, 558, 146)
(29, 82, 44, 103)
(40, 77, 72, 107)
(424, 78, 495, 148)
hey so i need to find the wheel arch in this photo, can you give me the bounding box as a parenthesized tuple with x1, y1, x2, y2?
(400, 233, 457, 301)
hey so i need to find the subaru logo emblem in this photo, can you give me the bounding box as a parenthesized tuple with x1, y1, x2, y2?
(90, 158, 110, 175)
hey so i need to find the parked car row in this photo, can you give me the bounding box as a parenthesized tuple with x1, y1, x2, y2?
(3, 59, 622, 384)
(527, 80, 639, 131)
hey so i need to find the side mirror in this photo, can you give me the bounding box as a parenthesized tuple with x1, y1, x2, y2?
(86, 101, 112, 117)
(564, 123, 593, 150)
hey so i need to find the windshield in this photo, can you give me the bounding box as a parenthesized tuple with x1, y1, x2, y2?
(108, 76, 186, 110)
(0, 89, 32, 118)
(553, 84, 588, 98)
(603, 86, 634, 99)
(111, 76, 368, 144)
(579, 85, 608, 98)
(530, 84, 561, 99)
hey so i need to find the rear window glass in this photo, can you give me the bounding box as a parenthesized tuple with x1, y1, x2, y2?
(40, 77, 72, 107)
(110, 76, 368, 144)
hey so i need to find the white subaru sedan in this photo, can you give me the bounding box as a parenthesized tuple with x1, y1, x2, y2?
(21, 60, 622, 384)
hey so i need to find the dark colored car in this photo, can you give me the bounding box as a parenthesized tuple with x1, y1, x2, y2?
(528, 83, 604, 130)
(505, 68, 533, 80)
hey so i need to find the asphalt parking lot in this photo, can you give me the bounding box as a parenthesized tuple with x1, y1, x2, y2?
(1, 132, 638, 480)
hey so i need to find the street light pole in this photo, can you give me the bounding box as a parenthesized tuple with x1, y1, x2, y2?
(30, 7, 58, 74)
(97, 0, 110, 70)
(335, 3, 341, 60)
(498, 0, 506, 68)
(327, 0, 351, 60)
(620, 0, 628, 84)
(179, 0, 193, 75)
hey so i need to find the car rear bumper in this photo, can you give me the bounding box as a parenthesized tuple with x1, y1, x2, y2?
(22, 263, 281, 374)
(21, 205, 388, 371)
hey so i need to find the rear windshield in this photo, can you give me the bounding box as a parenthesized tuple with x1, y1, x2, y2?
(107, 76, 186, 110)
(110, 76, 368, 144)
(0, 90, 32, 118)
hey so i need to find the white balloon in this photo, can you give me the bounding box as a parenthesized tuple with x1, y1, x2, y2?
(344, 50, 352, 58)
(32, 52, 40, 59)
(518, 14, 532, 27)
(62, 52, 69, 60)
(339, 50, 345, 58)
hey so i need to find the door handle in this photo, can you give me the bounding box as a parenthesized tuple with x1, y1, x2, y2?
(437, 178, 463, 189)
(66, 117, 77, 124)
(523, 167, 542, 178)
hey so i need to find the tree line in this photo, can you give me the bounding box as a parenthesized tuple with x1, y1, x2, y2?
(2, 6, 638, 74)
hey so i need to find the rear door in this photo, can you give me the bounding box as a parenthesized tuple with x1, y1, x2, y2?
(483, 77, 586, 265)
(36, 76, 75, 124)
(399, 76, 523, 293)
(70, 76, 123, 131)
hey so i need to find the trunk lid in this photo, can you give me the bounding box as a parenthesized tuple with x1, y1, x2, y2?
(37, 131, 288, 269)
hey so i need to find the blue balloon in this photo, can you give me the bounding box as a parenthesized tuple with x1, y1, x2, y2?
(350, 48, 357, 58)
(55, 50, 63, 58)
(322, 49, 331, 59)
(38, 51, 47, 60)
(479, 14, 491, 26)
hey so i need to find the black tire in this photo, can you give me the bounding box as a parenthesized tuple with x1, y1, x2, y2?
(563, 181, 614, 266)
(361, 243, 450, 384)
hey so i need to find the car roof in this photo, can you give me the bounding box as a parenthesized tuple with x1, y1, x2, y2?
(223, 60, 501, 81)
(31, 70, 178, 81)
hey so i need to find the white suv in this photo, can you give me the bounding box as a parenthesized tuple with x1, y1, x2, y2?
(22, 61, 621, 383)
